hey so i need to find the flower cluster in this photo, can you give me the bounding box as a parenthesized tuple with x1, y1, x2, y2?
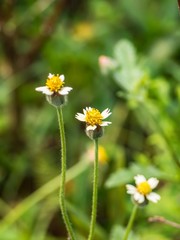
(126, 174, 161, 205)
(35, 73, 162, 240)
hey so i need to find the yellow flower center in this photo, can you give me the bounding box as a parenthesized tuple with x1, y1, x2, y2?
(46, 75, 64, 92)
(137, 181, 152, 195)
(85, 108, 103, 126)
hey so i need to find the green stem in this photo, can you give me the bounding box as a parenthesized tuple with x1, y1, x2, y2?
(56, 107, 76, 240)
(88, 138, 99, 240)
(123, 204, 138, 240)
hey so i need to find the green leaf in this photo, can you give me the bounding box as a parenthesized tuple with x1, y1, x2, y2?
(113, 39, 145, 92)
(113, 68, 143, 92)
(109, 225, 124, 240)
(109, 225, 140, 240)
(105, 163, 168, 189)
(130, 164, 167, 179)
(114, 39, 136, 67)
(105, 168, 134, 188)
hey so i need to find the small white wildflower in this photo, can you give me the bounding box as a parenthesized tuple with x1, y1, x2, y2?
(35, 73, 72, 96)
(126, 174, 161, 205)
(35, 73, 72, 107)
(75, 107, 111, 139)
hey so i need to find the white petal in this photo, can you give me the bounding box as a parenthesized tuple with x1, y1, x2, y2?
(86, 107, 92, 112)
(35, 86, 53, 95)
(126, 184, 137, 195)
(147, 178, 159, 189)
(83, 108, 87, 115)
(59, 74, 65, 81)
(134, 175, 146, 185)
(35, 86, 46, 92)
(100, 121, 112, 126)
(75, 113, 86, 122)
(59, 87, 72, 95)
(134, 192, 145, 203)
(101, 108, 112, 119)
(146, 192, 161, 203)
(48, 73, 54, 78)
(43, 89, 53, 95)
(86, 125, 97, 131)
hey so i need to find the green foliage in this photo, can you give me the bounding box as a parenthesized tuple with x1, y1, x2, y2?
(113, 40, 145, 91)
(105, 163, 169, 189)
(109, 225, 125, 240)
(109, 225, 139, 240)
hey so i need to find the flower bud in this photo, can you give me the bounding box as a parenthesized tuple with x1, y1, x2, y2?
(85, 125, 104, 140)
(46, 94, 67, 107)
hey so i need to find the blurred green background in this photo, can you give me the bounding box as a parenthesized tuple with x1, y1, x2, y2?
(0, 0, 180, 239)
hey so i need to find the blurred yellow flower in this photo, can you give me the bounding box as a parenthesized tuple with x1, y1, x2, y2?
(73, 22, 94, 41)
(86, 145, 108, 165)
(98, 145, 108, 164)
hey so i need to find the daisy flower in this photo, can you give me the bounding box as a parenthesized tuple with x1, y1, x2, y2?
(126, 175, 161, 204)
(75, 107, 111, 131)
(75, 107, 111, 139)
(35, 73, 72, 107)
(35, 73, 72, 96)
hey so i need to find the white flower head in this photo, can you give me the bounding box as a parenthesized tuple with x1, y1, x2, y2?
(126, 175, 161, 205)
(35, 73, 72, 96)
(75, 107, 112, 139)
(75, 107, 111, 130)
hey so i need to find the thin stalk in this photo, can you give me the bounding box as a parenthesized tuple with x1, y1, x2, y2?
(56, 107, 76, 240)
(148, 216, 180, 229)
(123, 204, 138, 240)
(88, 138, 99, 240)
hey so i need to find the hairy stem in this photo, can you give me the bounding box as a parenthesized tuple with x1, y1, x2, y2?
(88, 138, 99, 240)
(57, 107, 76, 240)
